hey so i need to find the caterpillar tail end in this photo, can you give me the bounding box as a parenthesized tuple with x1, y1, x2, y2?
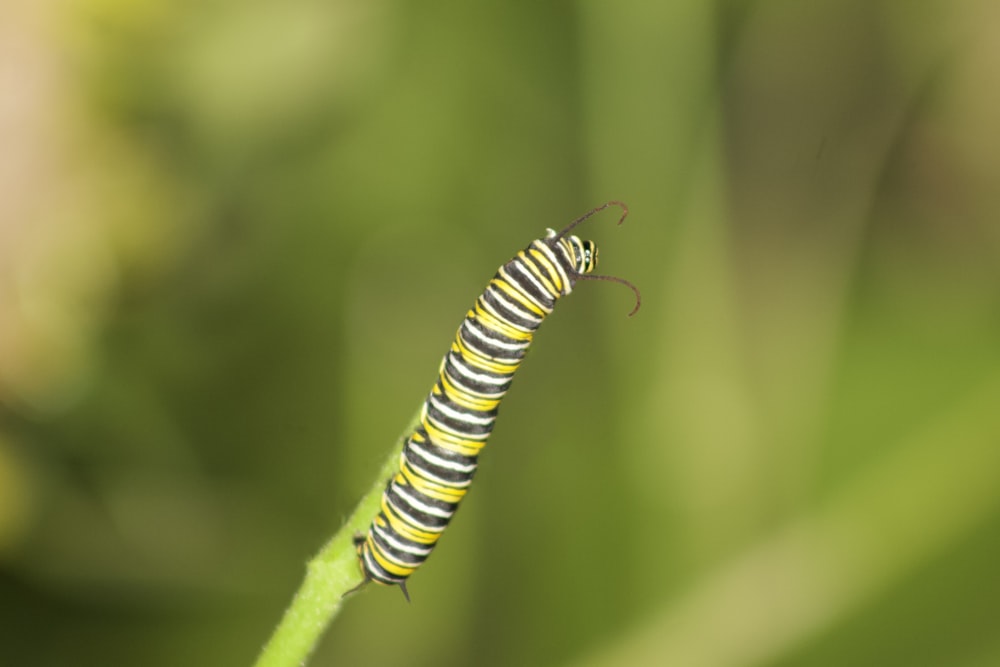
(345, 532, 412, 602)
(342, 533, 370, 599)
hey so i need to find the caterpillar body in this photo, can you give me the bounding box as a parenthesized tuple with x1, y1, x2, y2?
(352, 201, 639, 600)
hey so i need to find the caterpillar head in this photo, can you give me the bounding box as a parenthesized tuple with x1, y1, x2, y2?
(567, 235, 599, 275)
(550, 201, 640, 316)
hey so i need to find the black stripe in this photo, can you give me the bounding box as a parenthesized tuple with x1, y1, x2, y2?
(459, 323, 526, 364)
(526, 239, 566, 272)
(424, 396, 495, 437)
(385, 483, 455, 531)
(544, 238, 580, 277)
(463, 314, 530, 349)
(478, 288, 541, 331)
(405, 441, 478, 486)
(361, 547, 405, 584)
(370, 526, 427, 567)
(506, 258, 558, 310)
(443, 352, 513, 396)
(410, 426, 481, 462)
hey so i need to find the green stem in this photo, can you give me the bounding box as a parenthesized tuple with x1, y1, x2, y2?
(252, 409, 421, 667)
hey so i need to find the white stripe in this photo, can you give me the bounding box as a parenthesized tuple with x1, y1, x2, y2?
(486, 286, 544, 324)
(406, 460, 475, 488)
(386, 495, 446, 532)
(361, 548, 392, 576)
(462, 319, 530, 351)
(478, 293, 539, 331)
(429, 394, 496, 426)
(408, 441, 478, 474)
(393, 485, 454, 519)
(373, 522, 433, 556)
(456, 337, 521, 366)
(508, 261, 555, 312)
(443, 369, 506, 400)
(533, 240, 572, 295)
(424, 410, 491, 441)
(447, 353, 511, 386)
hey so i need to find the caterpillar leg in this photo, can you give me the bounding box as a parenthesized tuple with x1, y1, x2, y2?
(342, 578, 368, 598)
(345, 533, 412, 602)
(342, 574, 411, 603)
(342, 534, 371, 598)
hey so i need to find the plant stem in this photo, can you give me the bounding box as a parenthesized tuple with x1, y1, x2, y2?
(252, 410, 419, 667)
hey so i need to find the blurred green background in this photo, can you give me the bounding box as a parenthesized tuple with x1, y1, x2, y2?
(2, 0, 999, 665)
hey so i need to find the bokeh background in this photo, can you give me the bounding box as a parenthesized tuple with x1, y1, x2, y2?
(2, 1, 999, 666)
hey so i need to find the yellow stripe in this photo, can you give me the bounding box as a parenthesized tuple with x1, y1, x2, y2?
(516, 249, 559, 297)
(454, 335, 520, 375)
(421, 419, 488, 456)
(473, 303, 533, 340)
(541, 240, 574, 290)
(381, 492, 441, 544)
(367, 540, 416, 577)
(497, 265, 552, 313)
(438, 374, 502, 411)
(528, 247, 563, 293)
(469, 309, 524, 341)
(491, 277, 546, 316)
(365, 518, 417, 576)
(401, 462, 468, 502)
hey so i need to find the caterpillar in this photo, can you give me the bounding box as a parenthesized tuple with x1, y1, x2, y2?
(351, 201, 640, 601)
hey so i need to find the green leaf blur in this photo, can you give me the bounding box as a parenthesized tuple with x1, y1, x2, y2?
(1, 1, 998, 666)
